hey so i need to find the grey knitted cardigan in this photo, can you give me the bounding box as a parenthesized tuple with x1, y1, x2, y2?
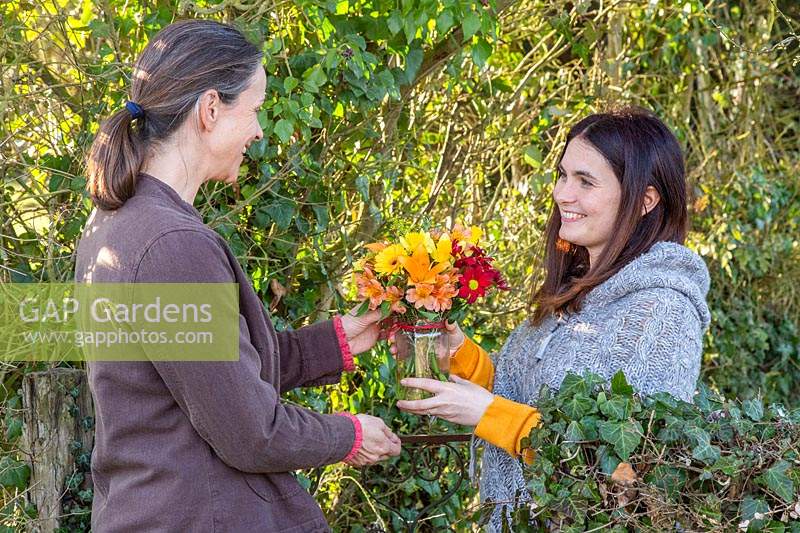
(479, 241, 711, 531)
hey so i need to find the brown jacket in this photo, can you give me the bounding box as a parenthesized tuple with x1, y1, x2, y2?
(75, 174, 356, 532)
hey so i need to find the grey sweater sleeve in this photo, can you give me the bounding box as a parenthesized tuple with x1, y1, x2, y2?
(606, 288, 704, 403)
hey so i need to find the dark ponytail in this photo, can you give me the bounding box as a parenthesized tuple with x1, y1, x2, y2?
(86, 19, 263, 210)
(87, 108, 146, 210)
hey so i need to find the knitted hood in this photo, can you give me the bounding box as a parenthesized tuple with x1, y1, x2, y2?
(584, 241, 712, 331)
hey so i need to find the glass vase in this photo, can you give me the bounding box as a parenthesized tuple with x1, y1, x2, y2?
(394, 323, 451, 401)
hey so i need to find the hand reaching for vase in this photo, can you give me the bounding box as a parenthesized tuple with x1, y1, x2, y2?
(339, 307, 383, 354)
(345, 414, 402, 467)
(396, 375, 495, 427)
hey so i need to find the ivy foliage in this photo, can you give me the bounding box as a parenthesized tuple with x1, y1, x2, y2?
(504, 371, 800, 532)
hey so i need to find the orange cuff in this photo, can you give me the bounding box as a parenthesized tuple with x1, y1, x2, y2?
(475, 396, 541, 464)
(449, 337, 494, 390)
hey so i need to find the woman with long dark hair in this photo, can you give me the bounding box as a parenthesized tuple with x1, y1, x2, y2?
(75, 20, 400, 532)
(396, 108, 711, 530)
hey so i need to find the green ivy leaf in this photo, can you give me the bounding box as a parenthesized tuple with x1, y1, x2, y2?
(610, 370, 634, 396)
(599, 396, 633, 421)
(564, 420, 585, 442)
(644, 464, 687, 499)
(562, 394, 596, 420)
(743, 398, 764, 421)
(596, 445, 620, 475)
(739, 496, 770, 529)
(684, 426, 721, 465)
(5, 417, 22, 441)
(523, 145, 542, 167)
(559, 373, 588, 398)
(302, 65, 328, 93)
(387, 11, 402, 35)
(756, 460, 795, 503)
(0, 456, 30, 489)
(266, 198, 296, 229)
(598, 420, 642, 460)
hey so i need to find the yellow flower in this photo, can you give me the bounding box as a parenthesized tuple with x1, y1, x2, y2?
(400, 232, 435, 254)
(374, 244, 407, 276)
(432, 235, 452, 264)
(449, 223, 483, 245)
(468, 225, 482, 245)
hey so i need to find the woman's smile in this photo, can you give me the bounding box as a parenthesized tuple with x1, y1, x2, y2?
(560, 210, 586, 223)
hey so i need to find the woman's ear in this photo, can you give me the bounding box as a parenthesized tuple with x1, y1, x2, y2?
(642, 185, 661, 216)
(197, 89, 221, 132)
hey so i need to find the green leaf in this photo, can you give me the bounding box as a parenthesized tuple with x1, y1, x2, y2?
(757, 460, 795, 503)
(739, 496, 770, 529)
(436, 10, 454, 33)
(743, 398, 764, 421)
(266, 198, 296, 229)
(523, 145, 542, 167)
(598, 420, 642, 460)
(471, 39, 492, 68)
(644, 465, 687, 499)
(684, 426, 721, 465)
(355, 299, 371, 316)
(274, 119, 294, 143)
(562, 394, 596, 420)
(302, 65, 328, 93)
(559, 373, 588, 398)
(610, 370, 634, 396)
(5, 418, 22, 441)
(462, 12, 481, 40)
(283, 77, 299, 93)
(387, 11, 402, 35)
(596, 445, 620, 475)
(599, 396, 633, 421)
(564, 420, 585, 442)
(0, 457, 30, 489)
(404, 47, 423, 84)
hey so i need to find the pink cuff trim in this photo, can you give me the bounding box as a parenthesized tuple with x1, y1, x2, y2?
(336, 412, 362, 462)
(333, 315, 355, 372)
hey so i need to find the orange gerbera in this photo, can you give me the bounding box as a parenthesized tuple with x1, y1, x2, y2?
(354, 266, 385, 309)
(399, 245, 450, 285)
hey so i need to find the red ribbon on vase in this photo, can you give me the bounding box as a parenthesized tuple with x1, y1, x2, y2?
(379, 316, 447, 339)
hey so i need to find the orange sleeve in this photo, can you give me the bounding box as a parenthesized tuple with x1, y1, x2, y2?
(474, 396, 541, 464)
(448, 337, 494, 390)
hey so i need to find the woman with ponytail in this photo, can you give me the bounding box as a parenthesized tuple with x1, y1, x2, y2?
(76, 19, 400, 532)
(394, 108, 711, 530)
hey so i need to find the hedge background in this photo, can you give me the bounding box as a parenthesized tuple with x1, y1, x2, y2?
(1, 0, 798, 530)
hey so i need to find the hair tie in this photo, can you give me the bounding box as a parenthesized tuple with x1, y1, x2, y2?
(125, 101, 144, 120)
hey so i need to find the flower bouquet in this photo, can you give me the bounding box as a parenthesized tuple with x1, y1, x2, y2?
(353, 224, 509, 400)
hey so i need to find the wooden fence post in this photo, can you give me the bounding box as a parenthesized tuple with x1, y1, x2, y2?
(21, 368, 94, 532)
